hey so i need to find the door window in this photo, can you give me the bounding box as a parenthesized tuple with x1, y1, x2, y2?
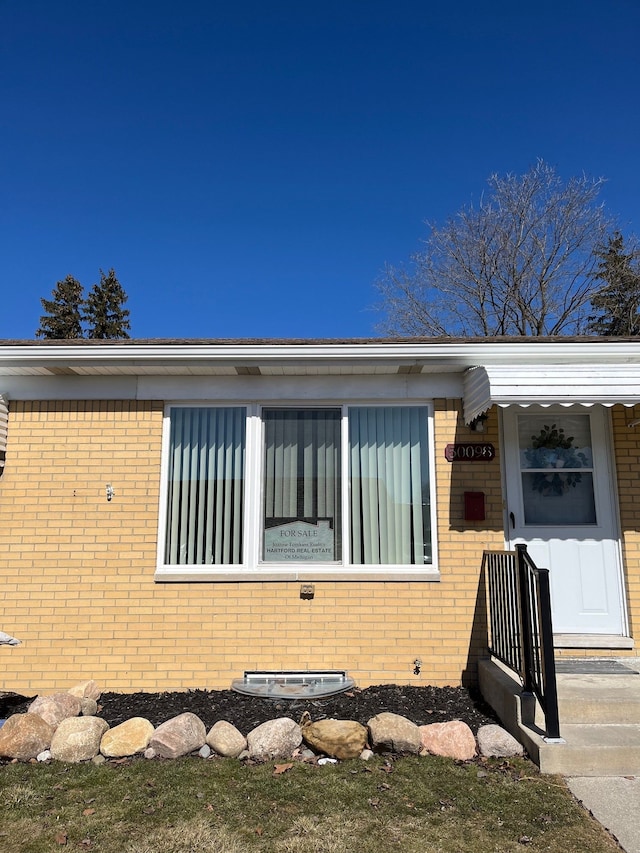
(517, 414, 596, 526)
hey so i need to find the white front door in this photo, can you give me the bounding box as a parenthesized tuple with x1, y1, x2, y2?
(503, 407, 625, 635)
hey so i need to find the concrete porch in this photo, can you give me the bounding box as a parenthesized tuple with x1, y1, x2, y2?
(479, 656, 640, 775)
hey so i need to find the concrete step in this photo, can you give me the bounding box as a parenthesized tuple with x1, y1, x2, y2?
(479, 658, 640, 776)
(554, 674, 640, 725)
(537, 724, 640, 776)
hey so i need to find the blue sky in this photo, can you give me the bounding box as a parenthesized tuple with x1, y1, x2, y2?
(2, 0, 639, 340)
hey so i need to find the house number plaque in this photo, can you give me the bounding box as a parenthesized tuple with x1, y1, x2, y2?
(445, 443, 495, 462)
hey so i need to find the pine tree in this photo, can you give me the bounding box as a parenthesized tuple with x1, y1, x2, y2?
(588, 232, 640, 336)
(83, 268, 131, 339)
(35, 275, 84, 339)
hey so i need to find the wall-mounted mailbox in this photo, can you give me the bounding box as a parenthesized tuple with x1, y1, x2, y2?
(464, 491, 485, 522)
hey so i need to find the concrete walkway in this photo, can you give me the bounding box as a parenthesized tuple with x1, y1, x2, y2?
(567, 776, 640, 853)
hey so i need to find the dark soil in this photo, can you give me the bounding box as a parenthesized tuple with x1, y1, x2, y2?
(1, 685, 499, 735)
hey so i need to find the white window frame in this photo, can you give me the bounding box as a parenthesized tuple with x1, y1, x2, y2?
(155, 400, 439, 582)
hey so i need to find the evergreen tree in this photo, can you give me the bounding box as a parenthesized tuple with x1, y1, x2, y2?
(83, 268, 131, 339)
(588, 232, 640, 336)
(36, 275, 84, 339)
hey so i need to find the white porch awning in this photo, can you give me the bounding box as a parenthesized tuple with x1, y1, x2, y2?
(0, 394, 7, 474)
(463, 364, 640, 424)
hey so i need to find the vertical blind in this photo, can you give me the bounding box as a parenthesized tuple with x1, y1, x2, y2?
(349, 406, 430, 565)
(263, 409, 341, 559)
(165, 407, 246, 565)
(163, 405, 432, 568)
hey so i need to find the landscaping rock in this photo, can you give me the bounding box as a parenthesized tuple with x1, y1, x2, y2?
(80, 698, 98, 716)
(419, 720, 476, 760)
(302, 718, 368, 760)
(199, 744, 211, 758)
(246, 718, 302, 761)
(298, 747, 316, 761)
(0, 713, 54, 760)
(206, 720, 247, 758)
(68, 680, 101, 702)
(100, 717, 155, 758)
(50, 716, 109, 762)
(28, 693, 82, 728)
(149, 712, 206, 759)
(477, 724, 524, 758)
(37, 749, 52, 762)
(367, 712, 421, 754)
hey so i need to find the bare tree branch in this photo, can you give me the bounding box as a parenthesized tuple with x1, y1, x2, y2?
(376, 160, 613, 337)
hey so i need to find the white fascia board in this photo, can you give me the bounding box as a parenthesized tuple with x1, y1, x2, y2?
(3, 340, 640, 375)
(0, 341, 467, 373)
(0, 375, 139, 400)
(0, 372, 464, 401)
(138, 372, 464, 402)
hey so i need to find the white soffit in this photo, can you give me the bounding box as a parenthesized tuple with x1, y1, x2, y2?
(463, 364, 640, 424)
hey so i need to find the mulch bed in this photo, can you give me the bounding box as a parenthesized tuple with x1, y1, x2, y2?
(2, 685, 499, 734)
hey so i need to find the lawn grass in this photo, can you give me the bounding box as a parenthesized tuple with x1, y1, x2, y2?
(0, 754, 619, 853)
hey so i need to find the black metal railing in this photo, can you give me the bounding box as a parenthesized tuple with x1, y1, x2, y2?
(483, 544, 560, 740)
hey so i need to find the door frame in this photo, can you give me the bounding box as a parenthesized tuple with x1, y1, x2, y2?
(499, 404, 629, 639)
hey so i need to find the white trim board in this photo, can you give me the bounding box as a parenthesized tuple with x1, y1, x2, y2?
(554, 634, 635, 650)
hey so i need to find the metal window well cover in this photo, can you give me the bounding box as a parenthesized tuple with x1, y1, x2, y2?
(231, 670, 355, 699)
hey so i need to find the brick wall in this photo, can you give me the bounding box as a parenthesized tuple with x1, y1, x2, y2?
(0, 399, 505, 692)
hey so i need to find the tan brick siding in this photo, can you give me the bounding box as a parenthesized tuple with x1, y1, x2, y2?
(4, 398, 634, 693)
